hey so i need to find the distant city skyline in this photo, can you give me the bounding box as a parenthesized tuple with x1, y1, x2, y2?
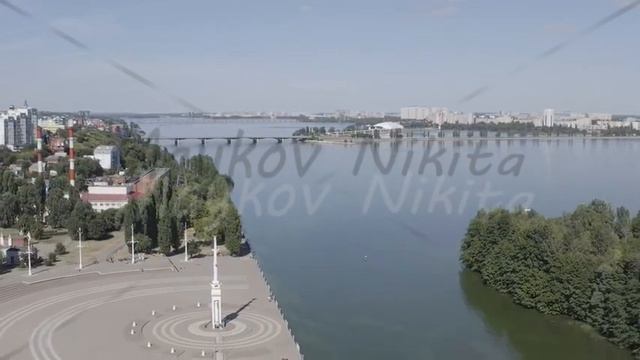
(1, 0, 639, 113)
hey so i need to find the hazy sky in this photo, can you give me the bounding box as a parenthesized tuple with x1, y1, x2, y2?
(1, 0, 638, 113)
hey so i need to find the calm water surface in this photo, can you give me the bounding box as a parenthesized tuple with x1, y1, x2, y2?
(137, 118, 638, 360)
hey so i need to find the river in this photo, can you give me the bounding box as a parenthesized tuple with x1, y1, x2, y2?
(135, 118, 639, 359)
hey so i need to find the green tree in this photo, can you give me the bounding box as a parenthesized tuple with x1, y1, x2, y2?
(133, 233, 153, 254)
(615, 206, 631, 239)
(46, 188, 73, 228)
(0, 170, 20, 193)
(139, 198, 158, 246)
(188, 240, 201, 258)
(631, 211, 640, 239)
(222, 204, 242, 256)
(122, 202, 139, 243)
(87, 213, 109, 240)
(157, 204, 173, 255)
(16, 215, 44, 240)
(66, 202, 94, 240)
(0, 193, 19, 228)
(100, 208, 123, 232)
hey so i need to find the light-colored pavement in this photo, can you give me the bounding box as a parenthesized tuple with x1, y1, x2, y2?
(0, 254, 302, 360)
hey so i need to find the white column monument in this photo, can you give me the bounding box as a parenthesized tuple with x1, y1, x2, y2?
(211, 235, 223, 329)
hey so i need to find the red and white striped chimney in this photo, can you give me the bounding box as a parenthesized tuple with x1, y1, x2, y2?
(68, 124, 76, 187)
(36, 126, 43, 175)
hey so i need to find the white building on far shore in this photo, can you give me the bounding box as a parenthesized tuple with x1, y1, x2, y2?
(543, 109, 555, 127)
(370, 122, 404, 138)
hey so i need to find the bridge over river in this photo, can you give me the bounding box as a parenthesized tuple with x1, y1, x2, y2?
(146, 136, 311, 145)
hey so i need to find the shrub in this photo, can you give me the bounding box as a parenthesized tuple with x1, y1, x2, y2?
(54, 242, 67, 255)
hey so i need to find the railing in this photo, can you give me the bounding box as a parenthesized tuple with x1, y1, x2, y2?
(250, 246, 304, 360)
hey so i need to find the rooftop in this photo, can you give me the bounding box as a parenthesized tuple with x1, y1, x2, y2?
(94, 145, 118, 154)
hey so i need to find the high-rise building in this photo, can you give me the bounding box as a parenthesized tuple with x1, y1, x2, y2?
(543, 109, 555, 127)
(0, 103, 37, 148)
(0, 114, 5, 147)
(401, 107, 430, 120)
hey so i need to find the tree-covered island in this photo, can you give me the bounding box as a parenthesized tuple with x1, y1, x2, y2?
(461, 201, 640, 357)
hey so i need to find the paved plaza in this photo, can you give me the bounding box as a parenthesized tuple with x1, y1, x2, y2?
(0, 254, 301, 360)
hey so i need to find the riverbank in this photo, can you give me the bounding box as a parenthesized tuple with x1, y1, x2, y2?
(312, 134, 640, 145)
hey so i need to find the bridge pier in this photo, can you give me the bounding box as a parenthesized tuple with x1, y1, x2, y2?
(226, 138, 231, 145)
(252, 138, 257, 144)
(277, 138, 282, 144)
(201, 139, 206, 146)
(174, 139, 179, 146)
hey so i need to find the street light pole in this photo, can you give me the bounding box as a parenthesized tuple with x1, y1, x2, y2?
(184, 223, 188, 262)
(131, 224, 135, 265)
(27, 232, 32, 277)
(78, 227, 83, 270)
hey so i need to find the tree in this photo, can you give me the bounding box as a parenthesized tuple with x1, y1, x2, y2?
(87, 213, 109, 240)
(188, 240, 201, 257)
(157, 204, 173, 255)
(75, 157, 104, 178)
(615, 206, 631, 239)
(222, 204, 242, 256)
(122, 202, 139, 243)
(66, 202, 94, 240)
(139, 198, 158, 246)
(632, 211, 640, 239)
(100, 208, 123, 232)
(16, 215, 44, 240)
(0, 193, 19, 228)
(46, 188, 73, 228)
(0, 170, 20, 194)
(133, 233, 153, 254)
(17, 183, 41, 217)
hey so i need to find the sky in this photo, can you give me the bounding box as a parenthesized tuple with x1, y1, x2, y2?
(0, 0, 639, 114)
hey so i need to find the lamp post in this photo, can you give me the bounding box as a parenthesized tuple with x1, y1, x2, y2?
(184, 223, 188, 262)
(26, 232, 32, 276)
(78, 227, 83, 270)
(131, 224, 135, 265)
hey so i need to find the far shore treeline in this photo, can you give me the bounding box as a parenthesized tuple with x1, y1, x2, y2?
(461, 201, 640, 357)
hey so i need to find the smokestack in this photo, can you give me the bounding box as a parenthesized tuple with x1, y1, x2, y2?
(68, 123, 76, 187)
(36, 127, 43, 175)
